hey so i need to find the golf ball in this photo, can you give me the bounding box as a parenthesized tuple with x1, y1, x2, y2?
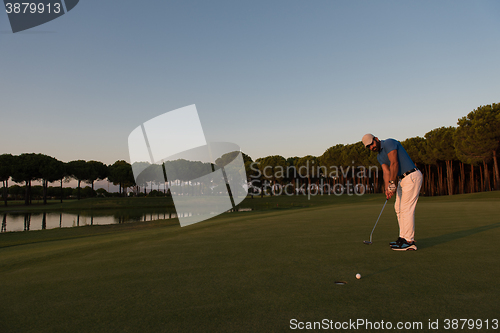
(356, 273, 361, 279)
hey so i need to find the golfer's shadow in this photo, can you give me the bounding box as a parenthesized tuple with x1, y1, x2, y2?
(418, 222, 500, 249)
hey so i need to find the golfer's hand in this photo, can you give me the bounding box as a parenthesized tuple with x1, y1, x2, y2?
(385, 189, 395, 199)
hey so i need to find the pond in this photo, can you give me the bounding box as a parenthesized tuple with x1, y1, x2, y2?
(0, 208, 253, 232)
(0, 210, 178, 232)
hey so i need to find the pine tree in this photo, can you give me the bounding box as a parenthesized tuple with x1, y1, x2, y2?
(425, 127, 457, 195)
(455, 104, 500, 192)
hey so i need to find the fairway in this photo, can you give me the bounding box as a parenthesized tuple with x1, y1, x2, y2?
(1, 193, 499, 332)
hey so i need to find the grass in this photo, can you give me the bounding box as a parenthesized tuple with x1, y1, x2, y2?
(0, 192, 499, 332)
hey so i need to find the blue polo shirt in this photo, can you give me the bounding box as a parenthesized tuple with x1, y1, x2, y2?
(377, 139, 416, 177)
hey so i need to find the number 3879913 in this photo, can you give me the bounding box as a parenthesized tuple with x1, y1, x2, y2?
(5, 2, 61, 14)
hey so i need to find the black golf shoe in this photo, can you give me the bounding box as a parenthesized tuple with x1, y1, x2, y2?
(389, 237, 404, 247)
(391, 239, 417, 251)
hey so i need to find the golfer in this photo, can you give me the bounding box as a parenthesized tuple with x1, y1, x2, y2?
(362, 134, 423, 251)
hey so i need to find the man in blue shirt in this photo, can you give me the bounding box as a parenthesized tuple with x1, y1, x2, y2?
(362, 134, 423, 251)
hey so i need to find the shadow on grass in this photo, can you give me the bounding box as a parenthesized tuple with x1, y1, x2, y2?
(418, 222, 500, 249)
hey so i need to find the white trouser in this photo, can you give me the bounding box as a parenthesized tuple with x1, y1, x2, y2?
(394, 170, 423, 242)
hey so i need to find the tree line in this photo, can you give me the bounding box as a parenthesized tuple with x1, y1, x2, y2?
(0, 156, 135, 206)
(1, 103, 498, 205)
(246, 103, 500, 196)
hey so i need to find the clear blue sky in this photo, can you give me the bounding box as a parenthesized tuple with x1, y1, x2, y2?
(1, 0, 499, 164)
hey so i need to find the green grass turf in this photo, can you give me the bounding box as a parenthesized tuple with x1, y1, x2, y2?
(0, 192, 499, 332)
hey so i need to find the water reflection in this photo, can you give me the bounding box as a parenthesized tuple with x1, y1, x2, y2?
(24, 213, 31, 231)
(0, 208, 252, 233)
(0, 210, 174, 232)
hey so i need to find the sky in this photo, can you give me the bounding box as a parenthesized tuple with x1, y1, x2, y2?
(1, 0, 500, 165)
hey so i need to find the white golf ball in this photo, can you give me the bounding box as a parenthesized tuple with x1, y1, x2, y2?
(356, 273, 361, 279)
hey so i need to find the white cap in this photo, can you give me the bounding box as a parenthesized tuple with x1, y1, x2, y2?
(362, 133, 375, 147)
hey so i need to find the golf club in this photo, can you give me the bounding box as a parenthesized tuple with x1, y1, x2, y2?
(363, 199, 388, 245)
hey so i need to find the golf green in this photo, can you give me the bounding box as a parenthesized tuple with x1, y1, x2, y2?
(1, 192, 499, 332)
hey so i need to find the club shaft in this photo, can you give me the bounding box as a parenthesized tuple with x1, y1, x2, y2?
(369, 199, 388, 243)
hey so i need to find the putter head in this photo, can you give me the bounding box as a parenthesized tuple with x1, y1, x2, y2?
(363, 241, 372, 245)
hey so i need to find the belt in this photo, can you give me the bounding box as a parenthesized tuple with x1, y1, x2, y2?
(401, 168, 418, 179)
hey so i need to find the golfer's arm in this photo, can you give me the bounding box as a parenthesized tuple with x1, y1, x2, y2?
(381, 164, 390, 189)
(387, 150, 399, 183)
